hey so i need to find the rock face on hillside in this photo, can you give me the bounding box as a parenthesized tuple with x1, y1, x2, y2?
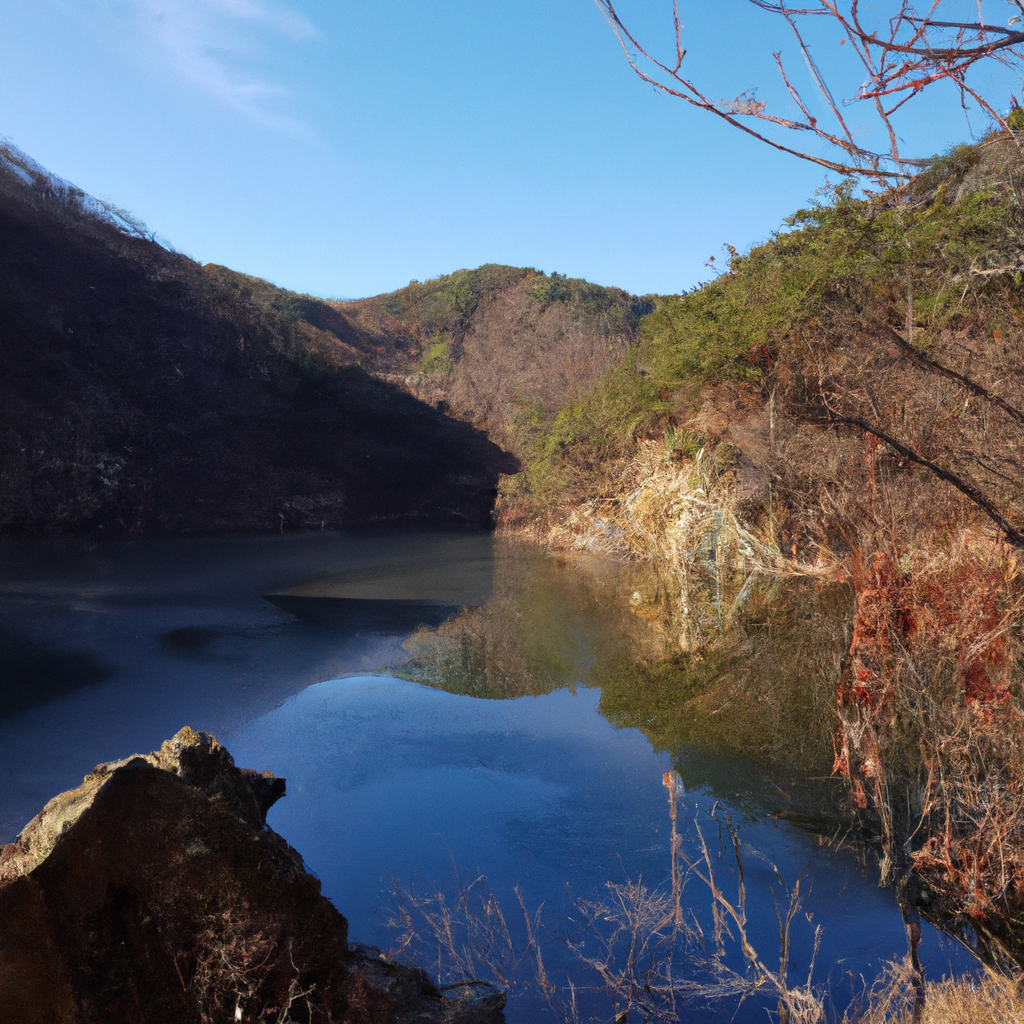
(0, 727, 505, 1024)
(0, 145, 517, 538)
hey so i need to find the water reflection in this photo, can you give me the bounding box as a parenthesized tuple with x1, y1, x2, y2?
(160, 625, 220, 656)
(0, 529, 493, 840)
(1, 530, 858, 837)
(228, 676, 969, 1024)
(264, 595, 463, 633)
(400, 545, 638, 699)
(401, 543, 852, 827)
(0, 530, 977, 1020)
(0, 626, 112, 719)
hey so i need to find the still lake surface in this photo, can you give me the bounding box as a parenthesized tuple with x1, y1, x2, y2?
(0, 530, 972, 1022)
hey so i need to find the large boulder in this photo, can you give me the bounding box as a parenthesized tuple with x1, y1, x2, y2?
(0, 727, 504, 1023)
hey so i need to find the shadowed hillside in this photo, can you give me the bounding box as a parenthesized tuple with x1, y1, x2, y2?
(206, 263, 655, 457)
(0, 145, 517, 537)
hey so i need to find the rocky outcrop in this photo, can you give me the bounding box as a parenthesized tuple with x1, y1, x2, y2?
(0, 727, 505, 1024)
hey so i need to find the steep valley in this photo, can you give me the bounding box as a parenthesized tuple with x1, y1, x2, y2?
(0, 144, 518, 537)
(5, 128, 1024, 1020)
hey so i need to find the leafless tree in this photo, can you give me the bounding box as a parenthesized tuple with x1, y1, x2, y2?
(594, 0, 1024, 183)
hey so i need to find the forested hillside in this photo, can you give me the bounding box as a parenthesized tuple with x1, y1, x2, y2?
(0, 144, 516, 536)
(206, 263, 653, 459)
(507, 137, 1024, 540)
(8, 124, 1024, 963)
(502, 131, 1024, 960)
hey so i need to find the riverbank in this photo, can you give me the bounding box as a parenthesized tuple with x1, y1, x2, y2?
(489, 135, 1024, 975)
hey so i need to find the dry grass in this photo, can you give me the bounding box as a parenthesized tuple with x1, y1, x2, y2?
(816, 527, 1024, 966)
(389, 869, 549, 997)
(181, 911, 316, 1024)
(542, 428, 1024, 957)
(389, 773, 835, 1024)
(388, 767, 1024, 1024)
(832, 536, 1024, 870)
(844, 958, 1024, 1024)
(545, 440, 829, 652)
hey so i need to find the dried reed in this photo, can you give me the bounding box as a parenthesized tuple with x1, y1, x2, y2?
(547, 441, 828, 651)
(389, 772, 830, 1023)
(843, 957, 1024, 1023)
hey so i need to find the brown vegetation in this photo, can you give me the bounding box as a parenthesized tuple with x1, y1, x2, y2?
(338, 268, 649, 459)
(843, 957, 1024, 1023)
(205, 262, 650, 467)
(497, 132, 1024, 982)
(0, 143, 516, 537)
(391, 770, 1024, 1024)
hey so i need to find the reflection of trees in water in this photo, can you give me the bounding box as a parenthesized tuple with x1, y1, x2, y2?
(399, 539, 1024, 993)
(400, 543, 641, 700)
(599, 575, 854, 827)
(626, 544, 1024, 970)
(401, 542, 852, 825)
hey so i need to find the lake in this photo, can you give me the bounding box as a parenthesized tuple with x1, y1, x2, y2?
(0, 529, 972, 1022)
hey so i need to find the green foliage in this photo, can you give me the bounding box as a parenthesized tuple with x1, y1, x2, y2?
(638, 279, 780, 382)
(530, 271, 654, 331)
(373, 264, 533, 335)
(529, 271, 576, 305)
(373, 265, 648, 350)
(530, 271, 616, 310)
(908, 143, 980, 197)
(419, 333, 452, 375)
(663, 426, 705, 460)
(513, 137, 1024, 516)
(513, 363, 654, 503)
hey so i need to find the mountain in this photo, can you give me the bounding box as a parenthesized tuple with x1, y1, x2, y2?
(205, 263, 654, 456)
(0, 144, 517, 537)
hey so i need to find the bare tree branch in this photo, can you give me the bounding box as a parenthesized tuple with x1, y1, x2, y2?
(594, 0, 909, 179)
(882, 324, 1024, 428)
(815, 410, 1024, 547)
(594, 0, 1024, 183)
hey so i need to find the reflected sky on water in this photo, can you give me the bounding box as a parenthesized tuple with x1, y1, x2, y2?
(0, 530, 973, 1022)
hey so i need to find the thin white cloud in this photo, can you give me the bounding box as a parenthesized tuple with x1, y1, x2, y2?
(198, 0, 318, 41)
(128, 0, 319, 129)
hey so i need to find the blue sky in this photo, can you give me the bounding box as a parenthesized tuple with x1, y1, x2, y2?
(0, 1, 1013, 298)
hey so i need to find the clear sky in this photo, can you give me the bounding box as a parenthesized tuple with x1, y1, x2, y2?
(0, 1, 1013, 299)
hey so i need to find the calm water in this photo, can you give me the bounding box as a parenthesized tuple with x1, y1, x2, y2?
(0, 530, 971, 1022)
